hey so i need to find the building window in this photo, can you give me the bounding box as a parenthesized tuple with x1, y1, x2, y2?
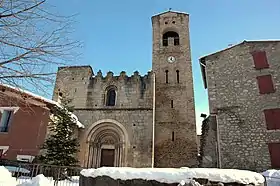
(106, 88, 116, 106)
(165, 70, 169, 83)
(257, 75, 275, 94)
(0, 110, 13, 132)
(171, 100, 174, 108)
(176, 70, 180, 83)
(268, 143, 280, 168)
(251, 51, 269, 70)
(264, 108, 280, 130)
(162, 31, 180, 46)
(172, 131, 175, 141)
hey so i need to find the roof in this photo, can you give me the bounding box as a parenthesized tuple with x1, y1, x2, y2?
(152, 10, 189, 18)
(199, 40, 280, 61)
(58, 65, 94, 75)
(0, 84, 84, 128)
(199, 40, 280, 88)
(0, 84, 58, 106)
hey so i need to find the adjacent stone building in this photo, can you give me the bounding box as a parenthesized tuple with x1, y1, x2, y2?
(53, 11, 198, 168)
(199, 40, 280, 171)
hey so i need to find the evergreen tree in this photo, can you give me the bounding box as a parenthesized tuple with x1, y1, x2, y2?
(38, 97, 79, 166)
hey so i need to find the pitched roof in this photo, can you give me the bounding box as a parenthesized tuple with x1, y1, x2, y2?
(199, 40, 280, 89)
(152, 10, 188, 18)
(199, 40, 280, 61)
(0, 84, 84, 128)
(0, 83, 57, 106)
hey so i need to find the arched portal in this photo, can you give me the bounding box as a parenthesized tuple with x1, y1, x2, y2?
(85, 119, 129, 168)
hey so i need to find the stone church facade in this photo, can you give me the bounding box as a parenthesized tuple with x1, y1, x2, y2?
(53, 11, 198, 168)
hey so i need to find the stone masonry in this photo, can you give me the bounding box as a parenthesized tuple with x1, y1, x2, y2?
(152, 11, 197, 167)
(199, 116, 217, 168)
(200, 40, 280, 171)
(52, 11, 198, 168)
(53, 67, 153, 168)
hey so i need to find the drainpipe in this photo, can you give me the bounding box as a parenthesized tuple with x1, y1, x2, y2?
(152, 71, 156, 168)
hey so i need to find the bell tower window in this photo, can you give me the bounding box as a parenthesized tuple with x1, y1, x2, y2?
(162, 31, 180, 46)
(176, 70, 180, 83)
(106, 88, 116, 106)
(165, 70, 169, 83)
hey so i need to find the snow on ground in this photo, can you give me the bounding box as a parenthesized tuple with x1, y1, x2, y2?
(81, 167, 265, 185)
(17, 176, 79, 186)
(0, 166, 79, 186)
(0, 166, 18, 186)
(17, 175, 51, 186)
(262, 169, 280, 186)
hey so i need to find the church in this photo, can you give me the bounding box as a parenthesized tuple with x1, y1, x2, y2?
(52, 10, 198, 168)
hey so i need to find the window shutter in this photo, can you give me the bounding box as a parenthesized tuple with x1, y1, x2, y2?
(264, 109, 274, 130)
(268, 143, 280, 168)
(264, 108, 280, 130)
(257, 75, 275, 94)
(273, 109, 280, 130)
(252, 51, 269, 69)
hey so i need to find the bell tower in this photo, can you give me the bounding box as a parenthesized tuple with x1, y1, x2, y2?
(152, 11, 198, 167)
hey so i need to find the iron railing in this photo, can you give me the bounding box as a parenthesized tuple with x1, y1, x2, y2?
(0, 159, 82, 186)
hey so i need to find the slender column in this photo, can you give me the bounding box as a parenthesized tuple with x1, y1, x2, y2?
(93, 145, 98, 168)
(90, 145, 96, 168)
(114, 144, 118, 167)
(88, 144, 93, 168)
(119, 143, 123, 167)
(86, 144, 91, 168)
(97, 143, 101, 167)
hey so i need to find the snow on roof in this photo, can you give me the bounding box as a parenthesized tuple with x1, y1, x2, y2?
(0, 83, 59, 106)
(0, 83, 84, 128)
(80, 167, 265, 185)
(70, 113, 84, 128)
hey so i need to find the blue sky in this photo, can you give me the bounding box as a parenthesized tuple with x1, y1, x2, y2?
(49, 0, 280, 134)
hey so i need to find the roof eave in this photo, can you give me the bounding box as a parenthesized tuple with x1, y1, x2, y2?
(152, 10, 189, 18)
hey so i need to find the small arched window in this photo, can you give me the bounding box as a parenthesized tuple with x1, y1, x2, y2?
(106, 88, 116, 106)
(176, 70, 180, 83)
(162, 31, 180, 46)
(165, 70, 169, 83)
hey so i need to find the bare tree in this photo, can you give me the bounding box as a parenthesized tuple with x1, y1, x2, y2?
(0, 0, 81, 95)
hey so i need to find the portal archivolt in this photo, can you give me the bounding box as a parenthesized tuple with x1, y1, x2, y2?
(86, 119, 129, 168)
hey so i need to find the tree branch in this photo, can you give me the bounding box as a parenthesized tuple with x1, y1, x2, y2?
(0, 73, 55, 79)
(0, 0, 46, 18)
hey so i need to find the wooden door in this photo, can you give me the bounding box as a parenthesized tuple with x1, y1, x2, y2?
(100, 149, 115, 167)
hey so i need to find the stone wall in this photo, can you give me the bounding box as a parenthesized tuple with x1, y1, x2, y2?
(79, 175, 265, 186)
(53, 10, 199, 168)
(53, 66, 153, 168)
(152, 11, 198, 168)
(199, 116, 217, 168)
(201, 41, 280, 171)
(75, 109, 153, 168)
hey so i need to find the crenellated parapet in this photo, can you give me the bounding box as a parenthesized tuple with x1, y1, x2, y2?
(53, 65, 154, 109)
(90, 70, 153, 84)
